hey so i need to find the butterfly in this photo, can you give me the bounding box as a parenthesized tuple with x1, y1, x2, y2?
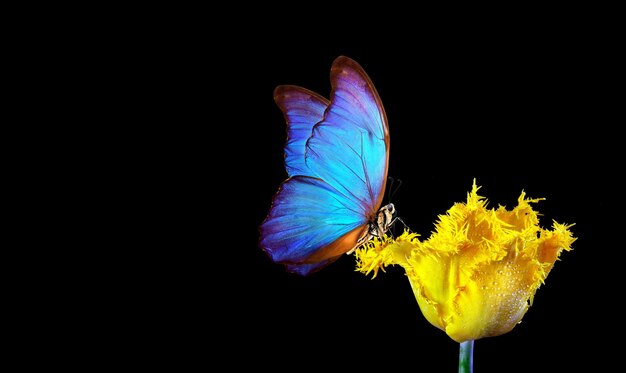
(259, 56, 396, 275)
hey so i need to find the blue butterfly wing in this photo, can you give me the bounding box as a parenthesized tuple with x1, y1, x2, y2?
(260, 56, 390, 275)
(260, 176, 368, 265)
(305, 56, 390, 225)
(274, 86, 329, 177)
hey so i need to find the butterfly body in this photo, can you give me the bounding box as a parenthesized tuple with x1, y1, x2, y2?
(259, 56, 393, 275)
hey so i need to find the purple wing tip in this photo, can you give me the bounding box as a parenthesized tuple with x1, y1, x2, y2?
(329, 55, 389, 140)
(274, 85, 329, 106)
(331, 56, 368, 79)
(332, 55, 359, 68)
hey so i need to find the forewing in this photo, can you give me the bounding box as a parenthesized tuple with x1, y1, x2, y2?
(305, 56, 390, 218)
(274, 85, 329, 177)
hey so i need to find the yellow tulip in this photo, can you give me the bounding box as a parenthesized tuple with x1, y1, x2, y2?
(356, 181, 576, 343)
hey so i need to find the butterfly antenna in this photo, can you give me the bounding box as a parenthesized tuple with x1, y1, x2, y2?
(387, 177, 411, 236)
(387, 177, 401, 203)
(390, 179, 402, 203)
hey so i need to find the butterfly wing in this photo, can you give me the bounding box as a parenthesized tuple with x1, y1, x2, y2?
(305, 56, 390, 219)
(274, 85, 329, 177)
(260, 176, 370, 272)
(260, 56, 390, 275)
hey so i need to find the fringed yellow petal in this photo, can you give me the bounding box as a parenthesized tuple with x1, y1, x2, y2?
(355, 180, 576, 343)
(355, 231, 419, 278)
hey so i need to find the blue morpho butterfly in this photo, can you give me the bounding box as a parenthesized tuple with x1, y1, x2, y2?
(259, 56, 397, 275)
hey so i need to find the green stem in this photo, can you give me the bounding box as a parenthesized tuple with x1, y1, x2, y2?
(459, 340, 474, 373)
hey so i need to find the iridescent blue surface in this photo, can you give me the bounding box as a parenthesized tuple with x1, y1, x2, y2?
(260, 56, 389, 275)
(274, 86, 329, 177)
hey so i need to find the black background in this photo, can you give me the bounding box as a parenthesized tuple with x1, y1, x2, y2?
(146, 33, 620, 371)
(28, 10, 622, 371)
